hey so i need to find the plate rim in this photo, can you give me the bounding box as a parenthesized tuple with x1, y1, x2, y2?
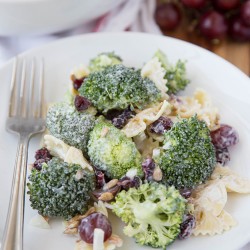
(1, 32, 250, 82)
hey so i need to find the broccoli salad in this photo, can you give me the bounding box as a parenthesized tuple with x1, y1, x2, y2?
(27, 50, 250, 250)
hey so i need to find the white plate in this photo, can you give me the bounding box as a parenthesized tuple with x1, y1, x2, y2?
(0, 33, 250, 250)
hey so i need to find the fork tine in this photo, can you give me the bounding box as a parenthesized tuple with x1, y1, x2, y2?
(37, 58, 44, 118)
(8, 58, 17, 117)
(19, 59, 27, 117)
(28, 58, 35, 117)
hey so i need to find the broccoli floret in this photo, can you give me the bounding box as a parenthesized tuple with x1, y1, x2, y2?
(154, 50, 190, 94)
(89, 52, 122, 72)
(155, 115, 216, 189)
(79, 64, 161, 113)
(87, 118, 143, 179)
(164, 60, 190, 94)
(112, 182, 186, 249)
(46, 102, 95, 155)
(27, 157, 96, 220)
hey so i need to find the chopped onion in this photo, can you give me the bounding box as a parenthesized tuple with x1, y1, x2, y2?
(126, 169, 137, 179)
(152, 148, 161, 158)
(93, 228, 104, 250)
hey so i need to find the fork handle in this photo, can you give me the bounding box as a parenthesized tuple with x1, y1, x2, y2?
(2, 135, 30, 250)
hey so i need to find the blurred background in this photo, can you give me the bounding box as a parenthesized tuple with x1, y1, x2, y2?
(155, 0, 250, 76)
(0, 0, 249, 75)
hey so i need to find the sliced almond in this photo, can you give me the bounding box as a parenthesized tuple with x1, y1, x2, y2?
(65, 220, 80, 229)
(103, 179, 118, 191)
(64, 227, 78, 234)
(68, 207, 96, 223)
(98, 192, 114, 202)
(153, 166, 163, 181)
(106, 234, 123, 248)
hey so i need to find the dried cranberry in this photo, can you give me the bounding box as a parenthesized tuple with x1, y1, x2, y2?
(210, 124, 239, 149)
(105, 109, 124, 120)
(178, 214, 196, 240)
(33, 159, 46, 171)
(33, 148, 52, 171)
(215, 147, 230, 166)
(131, 176, 141, 189)
(117, 176, 141, 190)
(78, 212, 112, 243)
(149, 116, 173, 135)
(92, 185, 121, 201)
(74, 95, 91, 111)
(72, 76, 85, 90)
(142, 158, 156, 181)
(179, 188, 192, 199)
(169, 94, 183, 104)
(35, 147, 52, 161)
(94, 170, 106, 189)
(111, 108, 135, 129)
(112, 117, 125, 129)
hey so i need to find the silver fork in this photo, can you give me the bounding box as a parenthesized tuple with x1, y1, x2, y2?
(1, 58, 46, 250)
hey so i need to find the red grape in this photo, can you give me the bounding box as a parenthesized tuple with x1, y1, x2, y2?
(181, 0, 207, 9)
(229, 17, 250, 41)
(78, 213, 112, 243)
(241, 0, 250, 26)
(213, 0, 240, 11)
(155, 3, 181, 30)
(199, 11, 228, 40)
(156, 0, 250, 43)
